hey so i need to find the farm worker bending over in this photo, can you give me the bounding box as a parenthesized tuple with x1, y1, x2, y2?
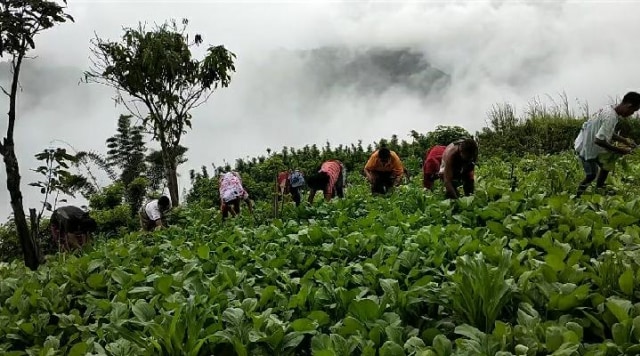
(139, 195, 172, 231)
(574, 91, 640, 197)
(277, 169, 305, 207)
(307, 160, 347, 204)
(364, 146, 405, 195)
(422, 138, 478, 199)
(219, 171, 254, 220)
(50, 205, 97, 252)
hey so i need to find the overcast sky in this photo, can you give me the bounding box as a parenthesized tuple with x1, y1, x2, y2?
(1, 0, 640, 220)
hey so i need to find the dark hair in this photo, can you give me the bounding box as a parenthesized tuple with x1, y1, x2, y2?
(459, 138, 478, 160)
(307, 171, 330, 189)
(378, 147, 391, 160)
(622, 92, 640, 107)
(158, 195, 171, 208)
(80, 216, 97, 233)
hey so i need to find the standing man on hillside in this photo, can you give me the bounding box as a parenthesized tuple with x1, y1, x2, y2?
(139, 195, 172, 232)
(364, 145, 405, 195)
(574, 92, 640, 197)
(422, 138, 478, 199)
(307, 160, 347, 204)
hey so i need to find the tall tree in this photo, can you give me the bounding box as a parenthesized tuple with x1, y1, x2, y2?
(145, 145, 188, 194)
(105, 114, 147, 186)
(104, 114, 149, 216)
(0, 0, 74, 270)
(83, 18, 236, 205)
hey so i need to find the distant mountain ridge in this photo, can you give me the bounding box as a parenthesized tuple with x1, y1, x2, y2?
(297, 46, 451, 96)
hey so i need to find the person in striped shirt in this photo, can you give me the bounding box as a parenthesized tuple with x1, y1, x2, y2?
(364, 146, 405, 195)
(306, 160, 347, 204)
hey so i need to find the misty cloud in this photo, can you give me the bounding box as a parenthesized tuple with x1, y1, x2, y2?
(0, 61, 93, 116)
(2, 1, 640, 220)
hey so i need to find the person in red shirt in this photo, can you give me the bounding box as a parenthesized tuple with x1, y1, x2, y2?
(307, 160, 346, 204)
(422, 145, 447, 190)
(276, 170, 304, 206)
(423, 138, 478, 199)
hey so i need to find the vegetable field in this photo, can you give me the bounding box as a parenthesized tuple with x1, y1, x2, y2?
(2, 152, 640, 355)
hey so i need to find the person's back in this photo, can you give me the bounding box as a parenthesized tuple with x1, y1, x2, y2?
(219, 171, 253, 220)
(219, 171, 247, 203)
(307, 160, 346, 203)
(364, 147, 404, 194)
(139, 196, 172, 231)
(575, 106, 620, 160)
(51, 206, 86, 228)
(50, 206, 96, 251)
(422, 145, 447, 189)
(439, 139, 478, 199)
(365, 149, 403, 174)
(288, 170, 305, 189)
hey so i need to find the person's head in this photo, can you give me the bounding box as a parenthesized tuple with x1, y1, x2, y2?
(158, 195, 171, 211)
(458, 138, 478, 163)
(378, 146, 392, 164)
(616, 91, 640, 117)
(306, 171, 330, 190)
(79, 216, 98, 233)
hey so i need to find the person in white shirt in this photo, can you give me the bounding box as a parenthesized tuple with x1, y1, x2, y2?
(139, 196, 172, 231)
(574, 91, 640, 197)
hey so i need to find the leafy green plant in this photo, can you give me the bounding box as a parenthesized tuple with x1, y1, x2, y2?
(443, 250, 516, 333)
(2, 151, 640, 355)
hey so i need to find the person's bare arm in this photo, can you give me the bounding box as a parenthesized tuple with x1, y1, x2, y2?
(245, 199, 254, 214)
(441, 149, 458, 199)
(462, 174, 475, 196)
(364, 156, 377, 183)
(364, 169, 374, 183)
(324, 188, 332, 202)
(595, 137, 632, 154)
(391, 154, 404, 185)
(612, 133, 637, 148)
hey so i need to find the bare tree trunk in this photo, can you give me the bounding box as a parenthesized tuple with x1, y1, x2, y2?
(2, 142, 40, 270)
(29, 208, 43, 264)
(167, 164, 179, 206)
(1, 52, 40, 270)
(160, 145, 180, 206)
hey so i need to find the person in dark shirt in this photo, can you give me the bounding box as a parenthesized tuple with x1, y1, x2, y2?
(50, 205, 97, 252)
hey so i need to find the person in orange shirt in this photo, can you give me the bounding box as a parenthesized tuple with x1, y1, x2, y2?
(364, 146, 405, 195)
